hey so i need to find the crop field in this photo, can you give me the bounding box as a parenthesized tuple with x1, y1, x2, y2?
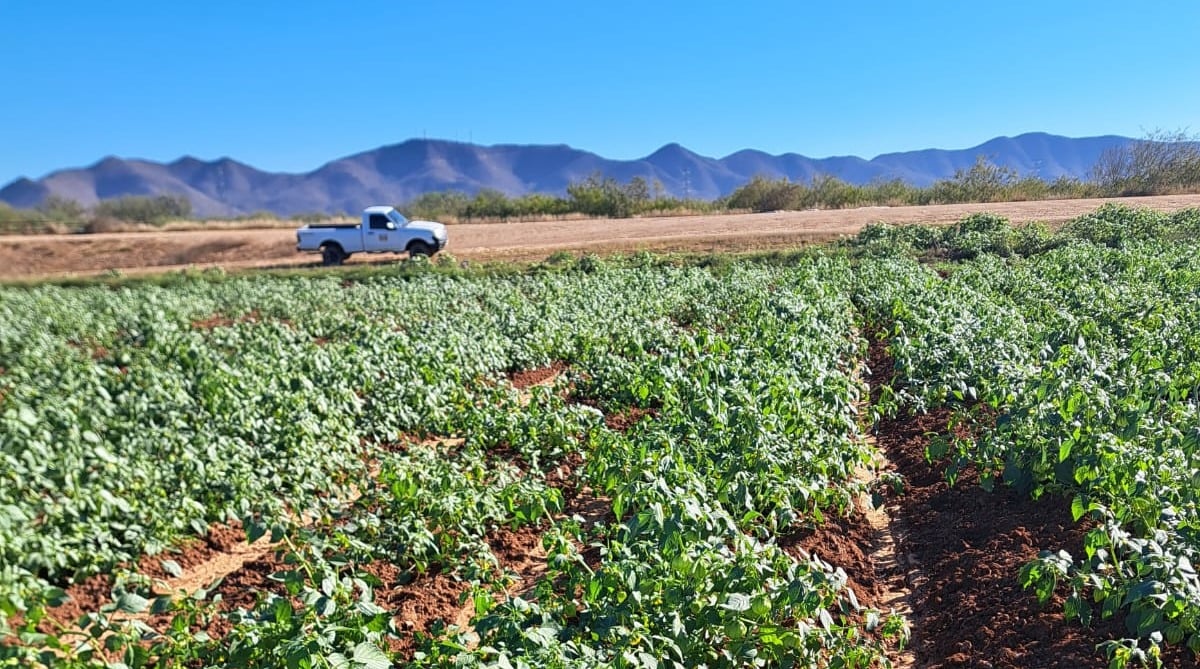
(2, 204, 1200, 668)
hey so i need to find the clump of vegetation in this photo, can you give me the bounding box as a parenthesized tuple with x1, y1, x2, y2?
(92, 194, 192, 225)
(853, 212, 1059, 259)
(1091, 129, 1200, 196)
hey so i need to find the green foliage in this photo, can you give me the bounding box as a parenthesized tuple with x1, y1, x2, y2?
(404, 190, 471, 221)
(724, 159, 1096, 213)
(852, 212, 1058, 260)
(1059, 203, 1170, 247)
(0, 202, 46, 233)
(0, 258, 894, 667)
(37, 196, 87, 226)
(93, 194, 193, 225)
(723, 175, 806, 212)
(566, 173, 652, 218)
(927, 156, 1021, 203)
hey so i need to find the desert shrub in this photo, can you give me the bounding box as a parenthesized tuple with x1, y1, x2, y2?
(1091, 130, 1200, 196)
(804, 175, 866, 209)
(464, 189, 516, 220)
(294, 211, 343, 223)
(566, 173, 652, 218)
(94, 194, 192, 224)
(512, 193, 572, 218)
(724, 176, 804, 212)
(37, 196, 87, 226)
(927, 157, 1019, 204)
(861, 178, 921, 206)
(0, 202, 44, 233)
(405, 191, 471, 221)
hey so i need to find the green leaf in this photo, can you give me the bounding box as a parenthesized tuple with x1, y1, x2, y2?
(1071, 495, 1088, 522)
(116, 592, 149, 614)
(721, 593, 751, 612)
(245, 519, 268, 543)
(350, 641, 391, 669)
(160, 559, 183, 578)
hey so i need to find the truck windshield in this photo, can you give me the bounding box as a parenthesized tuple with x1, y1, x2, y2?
(388, 210, 408, 226)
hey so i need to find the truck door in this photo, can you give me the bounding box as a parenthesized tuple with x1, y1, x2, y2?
(364, 213, 394, 252)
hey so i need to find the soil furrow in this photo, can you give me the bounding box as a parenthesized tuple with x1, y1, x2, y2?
(864, 333, 1163, 668)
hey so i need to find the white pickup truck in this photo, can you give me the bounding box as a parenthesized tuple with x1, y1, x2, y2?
(296, 206, 448, 266)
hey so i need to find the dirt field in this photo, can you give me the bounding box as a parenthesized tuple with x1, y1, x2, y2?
(3, 194, 1199, 280)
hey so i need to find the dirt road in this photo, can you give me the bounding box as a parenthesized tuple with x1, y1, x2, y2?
(2, 194, 1198, 279)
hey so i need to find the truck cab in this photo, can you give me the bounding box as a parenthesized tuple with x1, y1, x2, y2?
(296, 206, 448, 265)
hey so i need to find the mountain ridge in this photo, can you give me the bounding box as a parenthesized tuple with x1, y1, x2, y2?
(0, 132, 1133, 217)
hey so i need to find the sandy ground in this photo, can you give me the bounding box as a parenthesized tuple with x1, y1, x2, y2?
(2, 193, 1199, 280)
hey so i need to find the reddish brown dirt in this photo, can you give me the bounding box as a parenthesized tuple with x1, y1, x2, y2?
(488, 525, 547, 593)
(603, 406, 659, 432)
(190, 310, 261, 330)
(211, 552, 290, 613)
(6, 194, 1200, 280)
(368, 562, 469, 660)
(138, 541, 215, 583)
(545, 452, 582, 492)
(780, 508, 885, 611)
(866, 336, 1198, 668)
(545, 453, 613, 526)
(39, 574, 112, 631)
(37, 522, 253, 631)
(508, 362, 566, 390)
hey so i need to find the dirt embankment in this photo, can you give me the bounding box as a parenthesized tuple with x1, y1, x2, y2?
(2, 194, 1199, 280)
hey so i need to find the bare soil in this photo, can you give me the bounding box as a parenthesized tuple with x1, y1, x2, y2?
(508, 362, 566, 390)
(5, 194, 1200, 279)
(782, 508, 885, 610)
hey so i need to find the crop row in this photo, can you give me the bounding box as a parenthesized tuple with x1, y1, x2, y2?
(854, 207, 1200, 666)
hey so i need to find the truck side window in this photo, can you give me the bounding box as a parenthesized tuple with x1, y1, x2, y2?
(368, 214, 390, 230)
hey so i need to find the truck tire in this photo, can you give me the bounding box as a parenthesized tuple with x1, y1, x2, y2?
(407, 240, 435, 258)
(322, 244, 346, 266)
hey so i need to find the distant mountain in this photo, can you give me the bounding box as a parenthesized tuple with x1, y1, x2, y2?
(0, 132, 1133, 217)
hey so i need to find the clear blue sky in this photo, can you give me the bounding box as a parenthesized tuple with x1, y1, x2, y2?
(2, 1, 1198, 185)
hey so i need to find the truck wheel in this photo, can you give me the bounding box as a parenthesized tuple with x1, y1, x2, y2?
(407, 240, 435, 258)
(322, 245, 345, 266)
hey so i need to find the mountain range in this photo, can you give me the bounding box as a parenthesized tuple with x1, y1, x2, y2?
(0, 132, 1132, 217)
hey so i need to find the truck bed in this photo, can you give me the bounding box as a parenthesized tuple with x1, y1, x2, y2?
(304, 222, 360, 229)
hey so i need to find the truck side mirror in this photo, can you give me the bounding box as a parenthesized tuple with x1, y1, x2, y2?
(386, 221, 396, 230)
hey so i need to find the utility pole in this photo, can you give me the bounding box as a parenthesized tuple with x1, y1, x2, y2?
(682, 168, 691, 200)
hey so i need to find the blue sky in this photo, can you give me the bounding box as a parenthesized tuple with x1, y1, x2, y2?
(2, 1, 1198, 185)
